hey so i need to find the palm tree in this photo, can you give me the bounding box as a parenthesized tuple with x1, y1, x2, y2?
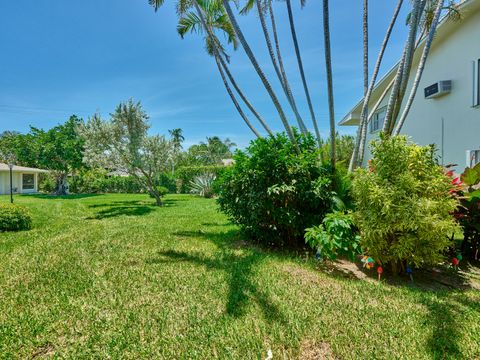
(383, 0, 426, 134)
(176, 1, 272, 135)
(221, 0, 297, 145)
(322, 0, 336, 169)
(349, 0, 404, 171)
(169, 128, 184, 175)
(285, 0, 322, 147)
(393, 0, 445, 135)
(169, 128, 185, 150)
(241, 0, 309, 136)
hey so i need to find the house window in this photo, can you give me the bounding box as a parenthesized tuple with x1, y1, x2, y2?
(22, 174, 35, 190)
(473, 59, 480, 107)
(370, 106, 387, 133)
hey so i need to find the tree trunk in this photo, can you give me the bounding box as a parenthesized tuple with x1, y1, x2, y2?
(322, 0, 336, 170)
(222, 0, 297, 144)
(384, 0, 425, 133)
(55, 173, 69, 195)
(192, 0, 261, 138)
(217, 52, 272, 136)
(257, 0, 308, 135)
(215, 54, 261, 137)
(393, 0, 444, 135)
(286, 0, 322, 147)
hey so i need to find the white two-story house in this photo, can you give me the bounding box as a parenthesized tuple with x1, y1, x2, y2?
(341, 0, 480, 171)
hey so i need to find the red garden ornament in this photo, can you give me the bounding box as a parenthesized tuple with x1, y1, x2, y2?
(451, 257, 459, 270)
(377, 266, 383, 281)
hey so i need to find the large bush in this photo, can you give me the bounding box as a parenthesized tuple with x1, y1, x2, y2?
(352, 135, 458, 273)
(216, 132, 334, 247)
(68, 169, 175, 194)
(0, 204, 33, 231)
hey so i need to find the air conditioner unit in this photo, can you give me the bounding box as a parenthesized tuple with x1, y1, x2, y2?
(424, 80, 452, 99)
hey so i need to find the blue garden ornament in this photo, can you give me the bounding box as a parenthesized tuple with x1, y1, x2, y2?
(406, 266, 413, 282)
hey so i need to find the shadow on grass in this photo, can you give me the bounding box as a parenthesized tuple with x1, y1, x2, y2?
(322, 258, 479, 359)
(147, 229, 286, 324)
(22, 193, 101, 200)
(87, 200, 160, 220)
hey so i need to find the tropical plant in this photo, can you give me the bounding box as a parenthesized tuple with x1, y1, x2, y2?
(190, 173, 216, 198)
(0, 204, 33, 232)
(175, 165, 225, 193)
(352, 134, 459, 273)
(79, 99, 174, 206)
(451, 163, 480, 260)
(216, 131, 334, 247)
(305, 212, 361, 261)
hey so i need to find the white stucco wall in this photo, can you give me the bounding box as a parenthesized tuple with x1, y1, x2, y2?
(0, 171, 38, 195)
(362, 6, 480, 170)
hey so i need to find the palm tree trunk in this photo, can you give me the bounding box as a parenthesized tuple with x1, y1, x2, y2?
(384, 0, 425, 133)
(221, 0, 297, 144)
(257, 0, 308, 135)
(215, 54, 261, 138)
(394, 0, 444, 135)
(350, 0, 404, 171)
(192, 0, 262, 138)
(322, 0, 336, 169)
(217, 53, 273, 135)
(286, 0, 322, 147)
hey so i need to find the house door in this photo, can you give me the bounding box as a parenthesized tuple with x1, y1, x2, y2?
(22, 174, 35, 193)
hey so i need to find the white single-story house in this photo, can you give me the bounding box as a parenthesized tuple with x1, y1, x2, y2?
(341, 0, 480, 171)
(0, 163, 48, 195)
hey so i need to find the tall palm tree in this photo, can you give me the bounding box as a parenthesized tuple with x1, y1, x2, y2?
(393, 0, 445, 135)
(169, 128, 185, 151)
(241, 0, 309, 136)
(221, 0, 297, 145)
(149, 0, 265, 137)
(285, 0, 322, 147)
(169, 128, 185, 176)
(349, 0, 404, 171)
(322, 0, 336, 169)
(383, 0, 426, 134)
(177, 2, 273, 135)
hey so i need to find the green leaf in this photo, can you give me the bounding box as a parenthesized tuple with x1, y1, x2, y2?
(461, 163, 480, 186)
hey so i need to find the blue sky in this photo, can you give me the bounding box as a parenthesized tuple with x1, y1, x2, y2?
(0, 0, 410, 148)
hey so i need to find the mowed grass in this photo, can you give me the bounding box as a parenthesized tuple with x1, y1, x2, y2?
(0, 194, 479, 359)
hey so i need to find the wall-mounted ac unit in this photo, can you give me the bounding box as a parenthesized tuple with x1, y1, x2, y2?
(424, 80, 452, 99)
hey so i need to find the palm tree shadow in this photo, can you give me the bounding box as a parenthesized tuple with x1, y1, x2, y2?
(149, 230, 286, 324)
(419, 290, 480, 359)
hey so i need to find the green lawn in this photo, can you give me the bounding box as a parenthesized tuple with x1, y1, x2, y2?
(0, 194, 479, 359)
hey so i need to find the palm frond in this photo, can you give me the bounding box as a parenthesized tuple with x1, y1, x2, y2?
(148, 0, 165, 12)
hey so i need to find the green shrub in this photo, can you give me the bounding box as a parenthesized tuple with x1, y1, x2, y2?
(69, 169, 146, 194)
(0, 204, 33, 231)
(305, 212, 361, 261)
(190, 173, 216, 198)
(38, 173, 56, 193)
(352, 134, 458, 273)
(175, 165, 225, 193)
(216, 132, 334, 247)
